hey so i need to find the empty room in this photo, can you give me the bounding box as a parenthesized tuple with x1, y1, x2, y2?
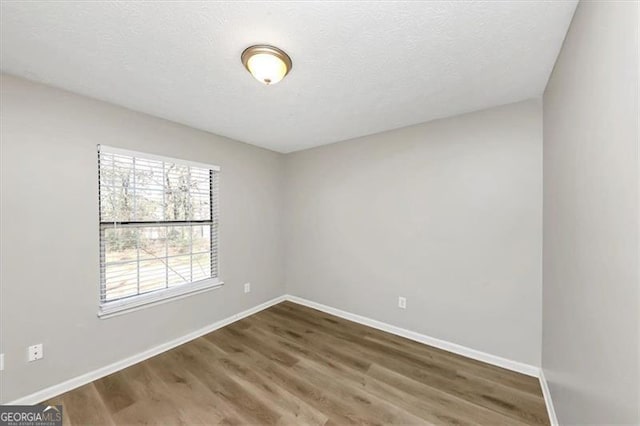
(0, 1, 638, 425)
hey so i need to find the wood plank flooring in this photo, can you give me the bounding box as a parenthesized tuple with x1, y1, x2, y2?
(46, 301, 549, 425)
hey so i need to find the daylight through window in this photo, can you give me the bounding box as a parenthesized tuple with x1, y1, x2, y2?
(98, 145, 220, 315)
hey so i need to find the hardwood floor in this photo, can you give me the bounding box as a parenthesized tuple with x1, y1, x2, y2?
(46, 301, 550, 425)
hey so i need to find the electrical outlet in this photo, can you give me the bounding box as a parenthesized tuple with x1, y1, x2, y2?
(28, 344, 43, 362)
(0, 353, 4, 371)
(398, 296, 407, 309)
(244, 282, 251, 293)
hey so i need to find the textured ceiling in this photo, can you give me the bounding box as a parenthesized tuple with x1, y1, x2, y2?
(0, 1, 577, 153)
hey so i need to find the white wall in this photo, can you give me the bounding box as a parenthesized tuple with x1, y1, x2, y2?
(0, 75, 285, 403)
(284, 99, 543, 366)
(542, 1, 639, 424)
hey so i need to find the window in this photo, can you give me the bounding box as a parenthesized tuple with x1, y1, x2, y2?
(98, 145, 221, 317)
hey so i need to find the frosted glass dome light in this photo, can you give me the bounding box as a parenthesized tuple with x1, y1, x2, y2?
(241, 45, 292, 85)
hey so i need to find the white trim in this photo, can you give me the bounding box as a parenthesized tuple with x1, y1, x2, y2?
(98, 144, 221, 171)
(8, 293, 544, 406)
(284, 295, 540, 377)
(8, 295, 286, 405)
(98, 279, 224, 319)
(539, 369, 559, 426)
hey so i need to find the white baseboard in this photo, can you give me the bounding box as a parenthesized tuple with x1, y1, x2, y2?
(7, 295, 286, 405)
(539, 369, 559, 425)
(8, 293, 543, 406)
(284, 294, 540, 378)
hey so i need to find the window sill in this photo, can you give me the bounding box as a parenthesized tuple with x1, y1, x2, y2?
(98, 278, 224, 319)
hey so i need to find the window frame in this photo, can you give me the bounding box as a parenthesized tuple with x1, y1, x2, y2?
(97, 145, 223, 318)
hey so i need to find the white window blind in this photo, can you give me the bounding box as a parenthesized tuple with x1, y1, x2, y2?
(98, 145, 221, 317)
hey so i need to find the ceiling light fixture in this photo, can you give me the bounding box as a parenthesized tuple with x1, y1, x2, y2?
(241, 45, 292, 85)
